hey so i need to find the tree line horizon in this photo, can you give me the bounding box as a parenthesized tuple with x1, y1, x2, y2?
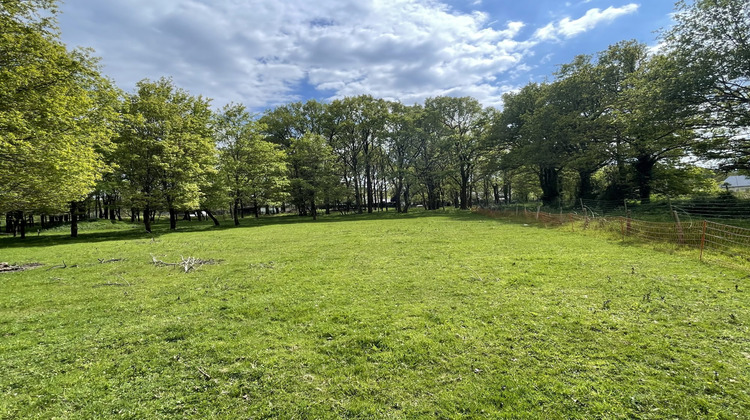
(1, 0, 748, 238)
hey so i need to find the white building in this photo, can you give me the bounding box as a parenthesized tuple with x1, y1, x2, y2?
(721, 175, 750, 192)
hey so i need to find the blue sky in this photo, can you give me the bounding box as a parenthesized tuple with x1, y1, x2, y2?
(57, 0, 677, 111)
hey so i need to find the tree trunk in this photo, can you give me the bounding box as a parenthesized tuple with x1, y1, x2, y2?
(70, 202, 79, 238)
(354, 172, 362, 214)
(538, 166, 561, 206)
(366, 163, 374, 213)
(233, 198, 240, 226)
(143, 206, 152, 233)
(459, 172, 469, 210)
(310, 195, 317, 220)
(403, 183, 411, 213)
(204, 209, 220, 226)
(18, 211, 26, 239)
(577, 170, 595, 201)
(169, 208, 177, 230)
(394, 177, 403, 213)
(635, 155, 656, 204)
(5, 213, 12, 234)
(109, 200, 116, 222)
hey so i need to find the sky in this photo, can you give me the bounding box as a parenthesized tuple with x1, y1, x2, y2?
(56, 0, 677, 111)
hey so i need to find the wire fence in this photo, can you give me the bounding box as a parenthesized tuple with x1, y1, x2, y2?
(475, 207, 750, 271)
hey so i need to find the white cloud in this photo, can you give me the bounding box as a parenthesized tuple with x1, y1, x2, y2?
(58, 0, 646, 110)
(533, 4, 640, 41)
(58, 0, 536, 109)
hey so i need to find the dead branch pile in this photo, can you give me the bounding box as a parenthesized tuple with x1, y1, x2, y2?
(151, 255, 220, 273)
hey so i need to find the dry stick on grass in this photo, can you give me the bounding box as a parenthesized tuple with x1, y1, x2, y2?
(46, 261, 67, 271)
(98, 258, 125, 264)
(173, 355, 213, 381)
(151, 255, 219, 273)
(196, 366, 212, 380)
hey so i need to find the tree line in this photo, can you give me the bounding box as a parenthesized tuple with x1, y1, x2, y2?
(1, 0, 747, 238)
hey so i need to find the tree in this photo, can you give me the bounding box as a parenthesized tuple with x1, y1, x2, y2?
(496, 83, 568, 206)
(215, 104, 287, 225)
(604, 42, 702, 202)
(425, 96, 492, 209)
(552, 55, 612, 200)
(330, 95, 388, 213)
(115, 78, 215, 232)
(288, 133, 339, 220)
(664, 0, 750, 171)
(384, 102, 421, 212)
(0, 0, 119, 237)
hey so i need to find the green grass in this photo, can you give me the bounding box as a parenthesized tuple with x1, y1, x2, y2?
(1, 210, 748, 418)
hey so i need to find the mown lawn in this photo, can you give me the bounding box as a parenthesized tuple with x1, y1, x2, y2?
(0, 210, 748, 418)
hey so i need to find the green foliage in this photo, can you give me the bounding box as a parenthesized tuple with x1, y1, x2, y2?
(665, 0, 750, 171)
(425, 96, 492, 209)
(215, 103, 288, 225)
(288, 133, 340, 219)
(114, 78, 215, 231)
(0, 0, 118, 214)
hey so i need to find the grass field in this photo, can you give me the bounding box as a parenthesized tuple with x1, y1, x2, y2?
(1, 210, 748, 418)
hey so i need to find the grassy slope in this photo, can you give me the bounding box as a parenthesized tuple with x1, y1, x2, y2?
(0, 211, 748, 419)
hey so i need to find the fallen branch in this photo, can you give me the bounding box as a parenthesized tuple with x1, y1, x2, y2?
(197, 366, 212, 380)
(98, 258, 125, 264)
(151, 255, 220, 273)
(151, 255, 178, 267)
(92, 281, 131, 288)
(46, 261, 67, 271)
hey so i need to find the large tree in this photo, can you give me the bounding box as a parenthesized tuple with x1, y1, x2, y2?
(664, 0, 750, 171)
(288, 133, 340, 220)
(115, 78, 215, 232)
(0, 0, 119, 236)
(215, 103, 287, 226)
(384, 102, 421, 213)
(425, 96, 492, 209)
(602, 41, 703, 202)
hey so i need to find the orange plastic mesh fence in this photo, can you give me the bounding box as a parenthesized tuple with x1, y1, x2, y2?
(474, 208, 750, 265)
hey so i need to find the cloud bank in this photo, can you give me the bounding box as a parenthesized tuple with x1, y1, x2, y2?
(58, 0, 642, 109)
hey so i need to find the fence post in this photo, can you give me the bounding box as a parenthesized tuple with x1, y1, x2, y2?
(536, 205, 540, 220)
(673, 210, 684, 245)
(570, 214, 574, 232)
(699, 220, 707, 261)
(626, 210, 632, 236)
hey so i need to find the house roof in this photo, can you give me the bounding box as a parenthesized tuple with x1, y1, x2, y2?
(722, 175, 750, 187)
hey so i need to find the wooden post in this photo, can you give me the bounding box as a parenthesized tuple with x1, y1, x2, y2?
(581, 199, 589, 229)
(699, 220, 707, 261)
(626, 210, 632, 235)
(536, 205, 540, 220)
(673, 210, 684, 245)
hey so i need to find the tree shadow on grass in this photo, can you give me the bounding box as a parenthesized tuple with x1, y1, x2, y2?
(0, 209, 480, 250)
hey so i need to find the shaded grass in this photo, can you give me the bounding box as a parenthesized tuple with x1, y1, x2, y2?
(0, 210, 749, 418)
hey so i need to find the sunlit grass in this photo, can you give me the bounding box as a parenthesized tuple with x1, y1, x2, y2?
(1, 210, 748, 418)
